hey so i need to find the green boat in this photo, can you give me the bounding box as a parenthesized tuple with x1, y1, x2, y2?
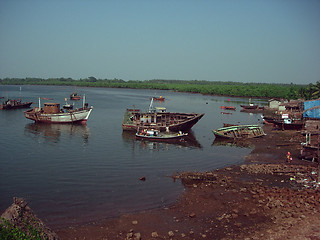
(212, 125, 266, 139)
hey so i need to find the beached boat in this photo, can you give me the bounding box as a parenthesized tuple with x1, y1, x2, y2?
(135, 129, 188, 142)
(24, 97, 92, 124)
(212, 125, 266, 139)
(300, 133, 319, 162)
(220, 106, 236, 110)
(122, 100, 204, 132)
(0, 99, 33, 110)
(70, 92, 81, 100)
(268, 118, 304, 130)
(300, 144, 319, 162)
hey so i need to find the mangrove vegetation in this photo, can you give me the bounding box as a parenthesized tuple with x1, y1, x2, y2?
(0, 77, 318, 100)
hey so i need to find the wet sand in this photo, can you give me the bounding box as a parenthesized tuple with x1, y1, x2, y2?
(55, 125, 320, 240)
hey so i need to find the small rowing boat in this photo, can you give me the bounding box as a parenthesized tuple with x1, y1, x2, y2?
(212, 125, 266, 139)
(135, 129, 188, 141)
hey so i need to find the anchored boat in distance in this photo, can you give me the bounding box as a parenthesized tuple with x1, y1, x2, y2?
(0, 99, 33, 110)
(24, 96, 92, 124)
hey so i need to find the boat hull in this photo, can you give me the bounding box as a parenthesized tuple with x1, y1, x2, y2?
(135, 133, 187, 142)
(268, 119, 304, 130)
(24, 108, 93, 124)
(0, 101, 32, 110)
(122, 111, 204, 132)
(300, 144, 318, 162)
(213, 125, 266, 139)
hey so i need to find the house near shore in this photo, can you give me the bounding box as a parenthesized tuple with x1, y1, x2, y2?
(280, 100, 304, 112)
(268, 99, 283, 109)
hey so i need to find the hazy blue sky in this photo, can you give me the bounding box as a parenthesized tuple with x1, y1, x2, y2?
(0, 0, 319, 84)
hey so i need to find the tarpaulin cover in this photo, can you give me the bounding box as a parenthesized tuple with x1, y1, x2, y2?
(304, 100, 320, 119)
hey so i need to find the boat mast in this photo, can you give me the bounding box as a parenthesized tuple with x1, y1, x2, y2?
(83, 94, 85, 108)
(148, 97, 154, 112)
(38, 97, 41, 109)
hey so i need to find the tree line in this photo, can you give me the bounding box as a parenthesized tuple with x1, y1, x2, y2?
(0, 77, 318, 100)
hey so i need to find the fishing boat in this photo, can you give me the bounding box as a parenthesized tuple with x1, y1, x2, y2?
(135, 129, 188, 141)
(267, 118, 304, 130)
(152, 96, 165, 101)
(300, 133, 319, 162)
(220, 106, 236, 110)
(0, 99, 33, 110)
(240, 104, 259, 110)
(62, 98, 74, 110)
(212, 125, 266, 139)
(301, 144, 319, 162)
(122, 99, 204, 132)
(24, 96, 93, 124)
(70, 92, 81, 100)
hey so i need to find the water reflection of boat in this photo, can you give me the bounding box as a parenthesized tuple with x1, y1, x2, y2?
(24, 123, 90, 143)
(122, 130, 202, 149)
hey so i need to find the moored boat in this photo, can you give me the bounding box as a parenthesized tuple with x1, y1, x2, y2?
(152, 96, 165, 101)
(268, 118, 304, 130)
(0, 99, 33, 110)
(212, 125, 266, 139)
(122, 99, 204, 132)
(24, 97, 92, 124)
(70, 92, 81, 100)
(240, 104, 259, 110)
(220, 106, 236, 110)
(122, 108, 204, 132)
(135, 129, 188, 141)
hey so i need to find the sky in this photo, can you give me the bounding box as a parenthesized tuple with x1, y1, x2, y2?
(0, 0, 319, 84)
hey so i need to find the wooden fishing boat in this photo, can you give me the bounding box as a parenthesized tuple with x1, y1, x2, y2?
(135, 129, 188, 141)
(24, 97, 92, 124)
(220, 106, 236, 110)
(70, 92, 81, 100)
(212, 125, 266, 139)
(0, 99, 33, 110)
(268, 118, 304, 130)
(300, 144, 319, 162)
(122, 99, 204, 132)
(240, 104, 259, 110)
(152, 96, 165, 101)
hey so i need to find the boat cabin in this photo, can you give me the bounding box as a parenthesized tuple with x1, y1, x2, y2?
(43, 103, 60, 114)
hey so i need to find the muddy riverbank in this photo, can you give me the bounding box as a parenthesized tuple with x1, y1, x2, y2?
(55, 125, 320, 240)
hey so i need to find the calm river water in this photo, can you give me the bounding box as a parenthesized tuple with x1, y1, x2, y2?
(0, 85, 266, 227)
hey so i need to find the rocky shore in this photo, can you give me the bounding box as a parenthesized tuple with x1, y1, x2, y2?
(53, 125, 320, 240)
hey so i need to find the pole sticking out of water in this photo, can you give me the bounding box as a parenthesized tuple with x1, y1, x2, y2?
(83, 94, 85, 108)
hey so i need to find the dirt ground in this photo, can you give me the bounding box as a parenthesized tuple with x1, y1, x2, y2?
(54, 125, 320, 240)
